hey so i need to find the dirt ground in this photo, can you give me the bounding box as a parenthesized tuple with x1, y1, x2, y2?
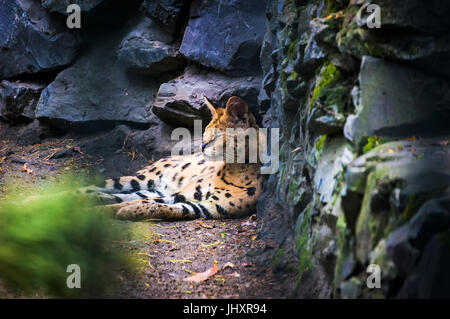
(0, 121, 297, 299)
(114, 217, 290, 299)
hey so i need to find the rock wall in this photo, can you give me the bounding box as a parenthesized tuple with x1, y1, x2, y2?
(259, 0, 450, 298)
(0, 0, 268, 149)
(1, 0, 450, 298)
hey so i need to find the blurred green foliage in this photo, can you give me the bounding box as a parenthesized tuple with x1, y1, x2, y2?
(0, 175, 131, 298)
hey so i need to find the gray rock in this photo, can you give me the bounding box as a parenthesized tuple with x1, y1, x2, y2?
(179, 0, 267, 75)
(407, 196, 450, 249)
(313, 137, 354, 204)
(359, 0, 450, 33)
(369, 239, 398, 285)
(0, 0, 79, 78)
(152, 65, 262, 127)
(0, 80, 45, 123)
(117, 16, 184, 76)
(340, 278, 362, 299)
(386, 195, 450, 275)
(336, 2, 450, 79)
(302, 36, 326, 75)
(308, 105, 346, 135)
(311, 15, 358, 74)
(260, 32, 276, 77)
(348, 139, 450, 264)
(386, 226, 421, 275)
(258, 31, 277, 109)
(17, 120, 55, 146)
(41, 0, 104, 13)
(399, 232, 450, 298)
(142, 0, 187, 31)
(36, 31, 159, 125)
(127, 121, 184, 160)
(344, 56, 450, 146)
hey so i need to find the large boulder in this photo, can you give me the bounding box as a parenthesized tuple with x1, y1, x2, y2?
(344, 139, 450, 264)
(16, 119, 56, 146)
(386, 195, 450, 274)
(335, 1, 450, 79)
(179, 0, 267, 75)
(344, 56, 450, 146)
(152, 65, 262, 127)
(36, 29, 159, 125)
(0, 0, 79, 79)
(117, 16, 184, 76)
(0, 80, 45, 123)
(398, 232, 450, 298)
(358, 0, 450, 33)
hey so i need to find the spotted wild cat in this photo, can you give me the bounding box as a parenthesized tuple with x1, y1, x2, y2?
(81, 96, 265, 221)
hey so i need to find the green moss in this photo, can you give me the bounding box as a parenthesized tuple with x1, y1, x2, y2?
(288, 177, 304, 206)
(333, 212, 352, 288)
(314, 134, 327, 162)
(287, 71, 298, 81)
(315, 135, 327, 153)
(311, 61, 340, 106)
(355, 168, 393, 263)
(320, 85, 348, 109)
(364, 42, 384, 57)
(271, 249, 286, 269)
(362, 135, 387, 153)
(295, 208, 312, 280)
(401, 194, 427, 222)
(327, 0, 339, 14)
(287, 38, 299, 61)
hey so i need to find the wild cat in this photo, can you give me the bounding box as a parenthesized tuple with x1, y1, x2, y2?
(80, 96, 266, 221)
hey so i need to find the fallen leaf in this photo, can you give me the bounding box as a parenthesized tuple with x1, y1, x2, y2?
(169, 259, 192, 264)
(21, 163, 33, 176)
(155, 239, 176, 244)
(184, 262, 219, 283)
(201, 241, 223, 248)
(199, 223, 213, 229)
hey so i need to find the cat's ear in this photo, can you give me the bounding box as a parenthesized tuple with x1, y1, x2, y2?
(204, 96, 217, 116)
(225, 96, 248, 119)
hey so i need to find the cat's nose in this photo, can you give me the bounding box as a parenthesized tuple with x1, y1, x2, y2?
(201, 142, 207, 151)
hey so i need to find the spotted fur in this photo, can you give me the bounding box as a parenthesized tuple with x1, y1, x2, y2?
(82, 96, 264, 221)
